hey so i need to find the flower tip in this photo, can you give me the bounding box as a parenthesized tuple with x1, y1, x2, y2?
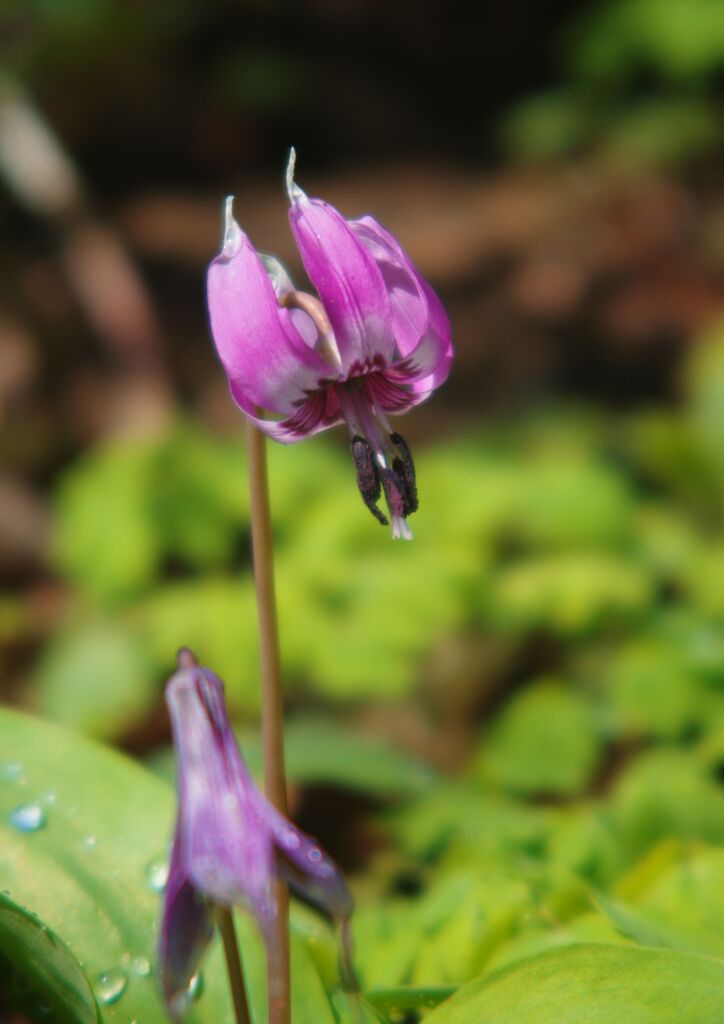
(176, 647, 198, 670)
(285, 146, 305, 203)
(220, 195, 242, 259)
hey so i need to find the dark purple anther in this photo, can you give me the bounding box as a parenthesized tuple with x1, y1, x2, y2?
(350, 435, 388, 526)
(390, 432, 418, 516)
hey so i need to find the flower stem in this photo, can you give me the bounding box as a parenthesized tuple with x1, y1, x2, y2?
(245, 420, 291, 1024)
(218, 907, 253, 1024)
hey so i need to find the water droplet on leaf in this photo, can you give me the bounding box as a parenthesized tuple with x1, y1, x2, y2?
(145, 856, 168, 893)
(82, 835, 98, 850)
(9, 803, 46, 832)
(130, 955, 151, 977)
(94, 966, 128, 1005)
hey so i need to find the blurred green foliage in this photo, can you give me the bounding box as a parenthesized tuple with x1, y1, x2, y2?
(12, 315, 724, 1015)
(504, 0, 724, 163)
(34, 316, 724, 742)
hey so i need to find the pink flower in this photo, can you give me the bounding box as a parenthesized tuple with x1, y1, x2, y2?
(206, 151, 453, 539)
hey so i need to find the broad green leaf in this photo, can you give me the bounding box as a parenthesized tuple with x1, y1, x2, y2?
(604, 637, 708, 740)
(473, 680, 600, 796)
(364, 984, 457, 1015)
(139, 577, 261, 713)
(610, 751, 724, 858)
(511, 456, 633, 549)
(240, 717, 435, 799)
(0, 706, 230, 1022)
(612, 845, 724, 959)
(487, 553, 653, 637)
(0, 707, 337, 1023)
(53, 439, 158, 603)
(0, 892, 99, 1024)
(425, 943, 724, 1023)
(32, 618, 155, 740)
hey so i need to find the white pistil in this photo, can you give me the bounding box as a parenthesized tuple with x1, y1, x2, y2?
(391, 516, 413, 541)
(285, 146, 306, 203)
(221, 196, 242, 259)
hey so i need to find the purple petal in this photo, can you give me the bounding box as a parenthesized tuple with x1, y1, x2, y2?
(163, 649, 356, 998)
(207, 199, 338, 416)
(229, 379, 343, 443)
(264, 802, 353, 921)
(166, 663, 278, 930)
(159, 827, 215, 1015)
(351, 215, 453, 389)
(288, 192, 396, 374)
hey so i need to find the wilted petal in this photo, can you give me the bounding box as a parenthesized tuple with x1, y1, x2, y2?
(162, 650, 353, 989)
(351, 215, 453, 388)
(166, 661, 278, 933)
(288, 178, 396, 374)
(207, 199, 338, 415)
(264, 802, 353, 921)
(159, 828, 215, 1014)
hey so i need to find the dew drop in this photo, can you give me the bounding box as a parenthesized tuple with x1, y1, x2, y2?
(145, 856, 168, 893)
(81, 835, 98, 850)
(308, 847, 321, 862)
(9, 803, 46, 832)
(94, 966, 128, 1006)
(130, 955, 151, 978)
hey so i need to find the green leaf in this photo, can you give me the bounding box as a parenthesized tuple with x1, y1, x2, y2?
(240, 717, 435, 799)
(32, 618, 155, 740)
(487, 553, 653, 637)
(0, 706, 230, 1022)
(0, 892, 100, 1024)
(511, 457, 633, 550)
(425, 943, 724, 1023)
(610, 751, 724, 858)
(473, 680, 601, 796)
(52, 439, 158, 603)
(363, 984, 457, 1014)
(0, 707, 337, 1023)
(603, 637, 708, 740)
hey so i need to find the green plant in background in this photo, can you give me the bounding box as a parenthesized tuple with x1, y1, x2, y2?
(5, 315, 723, 1019)
(503, 0, 724, 163)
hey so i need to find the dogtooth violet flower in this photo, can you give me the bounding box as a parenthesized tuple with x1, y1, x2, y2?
(206, 150, 453, 540)
(159, 649, 353, 1015)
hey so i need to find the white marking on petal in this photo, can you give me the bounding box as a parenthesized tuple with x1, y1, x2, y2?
(221, 195, 242, 259)
(285, 146, 305, 203)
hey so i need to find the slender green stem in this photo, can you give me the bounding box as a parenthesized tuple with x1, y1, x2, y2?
(245, 420, 291, 1024)
(218, 907, 253, 1024)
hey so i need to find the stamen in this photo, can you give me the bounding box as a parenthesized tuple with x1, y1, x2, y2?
(390, 432, 419, 515)
(380, 469, 406, 518)
(350, 436, 387, 526)
(279, 290, 342, 370)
